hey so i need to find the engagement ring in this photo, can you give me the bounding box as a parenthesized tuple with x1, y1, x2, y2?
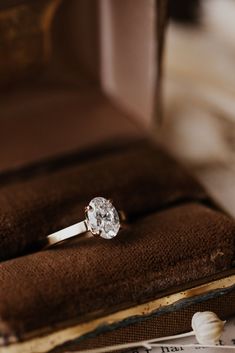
(47, 197, 124, 246)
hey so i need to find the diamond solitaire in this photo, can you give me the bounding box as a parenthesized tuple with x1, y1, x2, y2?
(46, 197, 122, 246)
(85, 197, 120, 239)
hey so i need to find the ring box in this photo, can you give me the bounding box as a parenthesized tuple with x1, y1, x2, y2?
(0, 1, 235, 352)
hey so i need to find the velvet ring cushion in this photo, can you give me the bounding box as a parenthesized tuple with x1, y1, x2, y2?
(0, 141, 207, 261)
(0, 202, 234, 340)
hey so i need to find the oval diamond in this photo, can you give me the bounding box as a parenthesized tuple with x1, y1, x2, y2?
(85, 197, 120, 239)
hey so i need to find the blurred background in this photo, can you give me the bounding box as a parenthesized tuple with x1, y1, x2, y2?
(158, 0, 235, 216)
(1, 0, 235, 216)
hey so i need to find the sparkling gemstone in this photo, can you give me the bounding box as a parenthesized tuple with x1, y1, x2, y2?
(85, 197, 120, 239)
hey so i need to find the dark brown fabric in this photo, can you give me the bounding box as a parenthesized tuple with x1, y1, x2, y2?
(0, 203, 234, 339)
(0, 142, 207, 261)
(65, 289, 235, 352)
(0, 88, 141, 174)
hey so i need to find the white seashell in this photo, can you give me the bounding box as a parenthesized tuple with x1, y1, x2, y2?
(192, 311, 225, 345)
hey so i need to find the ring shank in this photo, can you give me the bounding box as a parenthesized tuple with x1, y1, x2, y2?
(47, 220, 88, 246)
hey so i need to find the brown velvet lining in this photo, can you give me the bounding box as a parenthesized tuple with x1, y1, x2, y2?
(0, 202, 234, 338)
(0, 142, 206, 261)
(0, 88, 141, 174)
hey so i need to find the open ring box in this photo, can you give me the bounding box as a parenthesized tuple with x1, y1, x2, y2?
(0, 1, 235, 352)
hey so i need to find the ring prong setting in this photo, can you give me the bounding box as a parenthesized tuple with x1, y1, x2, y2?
(85, 197, 121, 239)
